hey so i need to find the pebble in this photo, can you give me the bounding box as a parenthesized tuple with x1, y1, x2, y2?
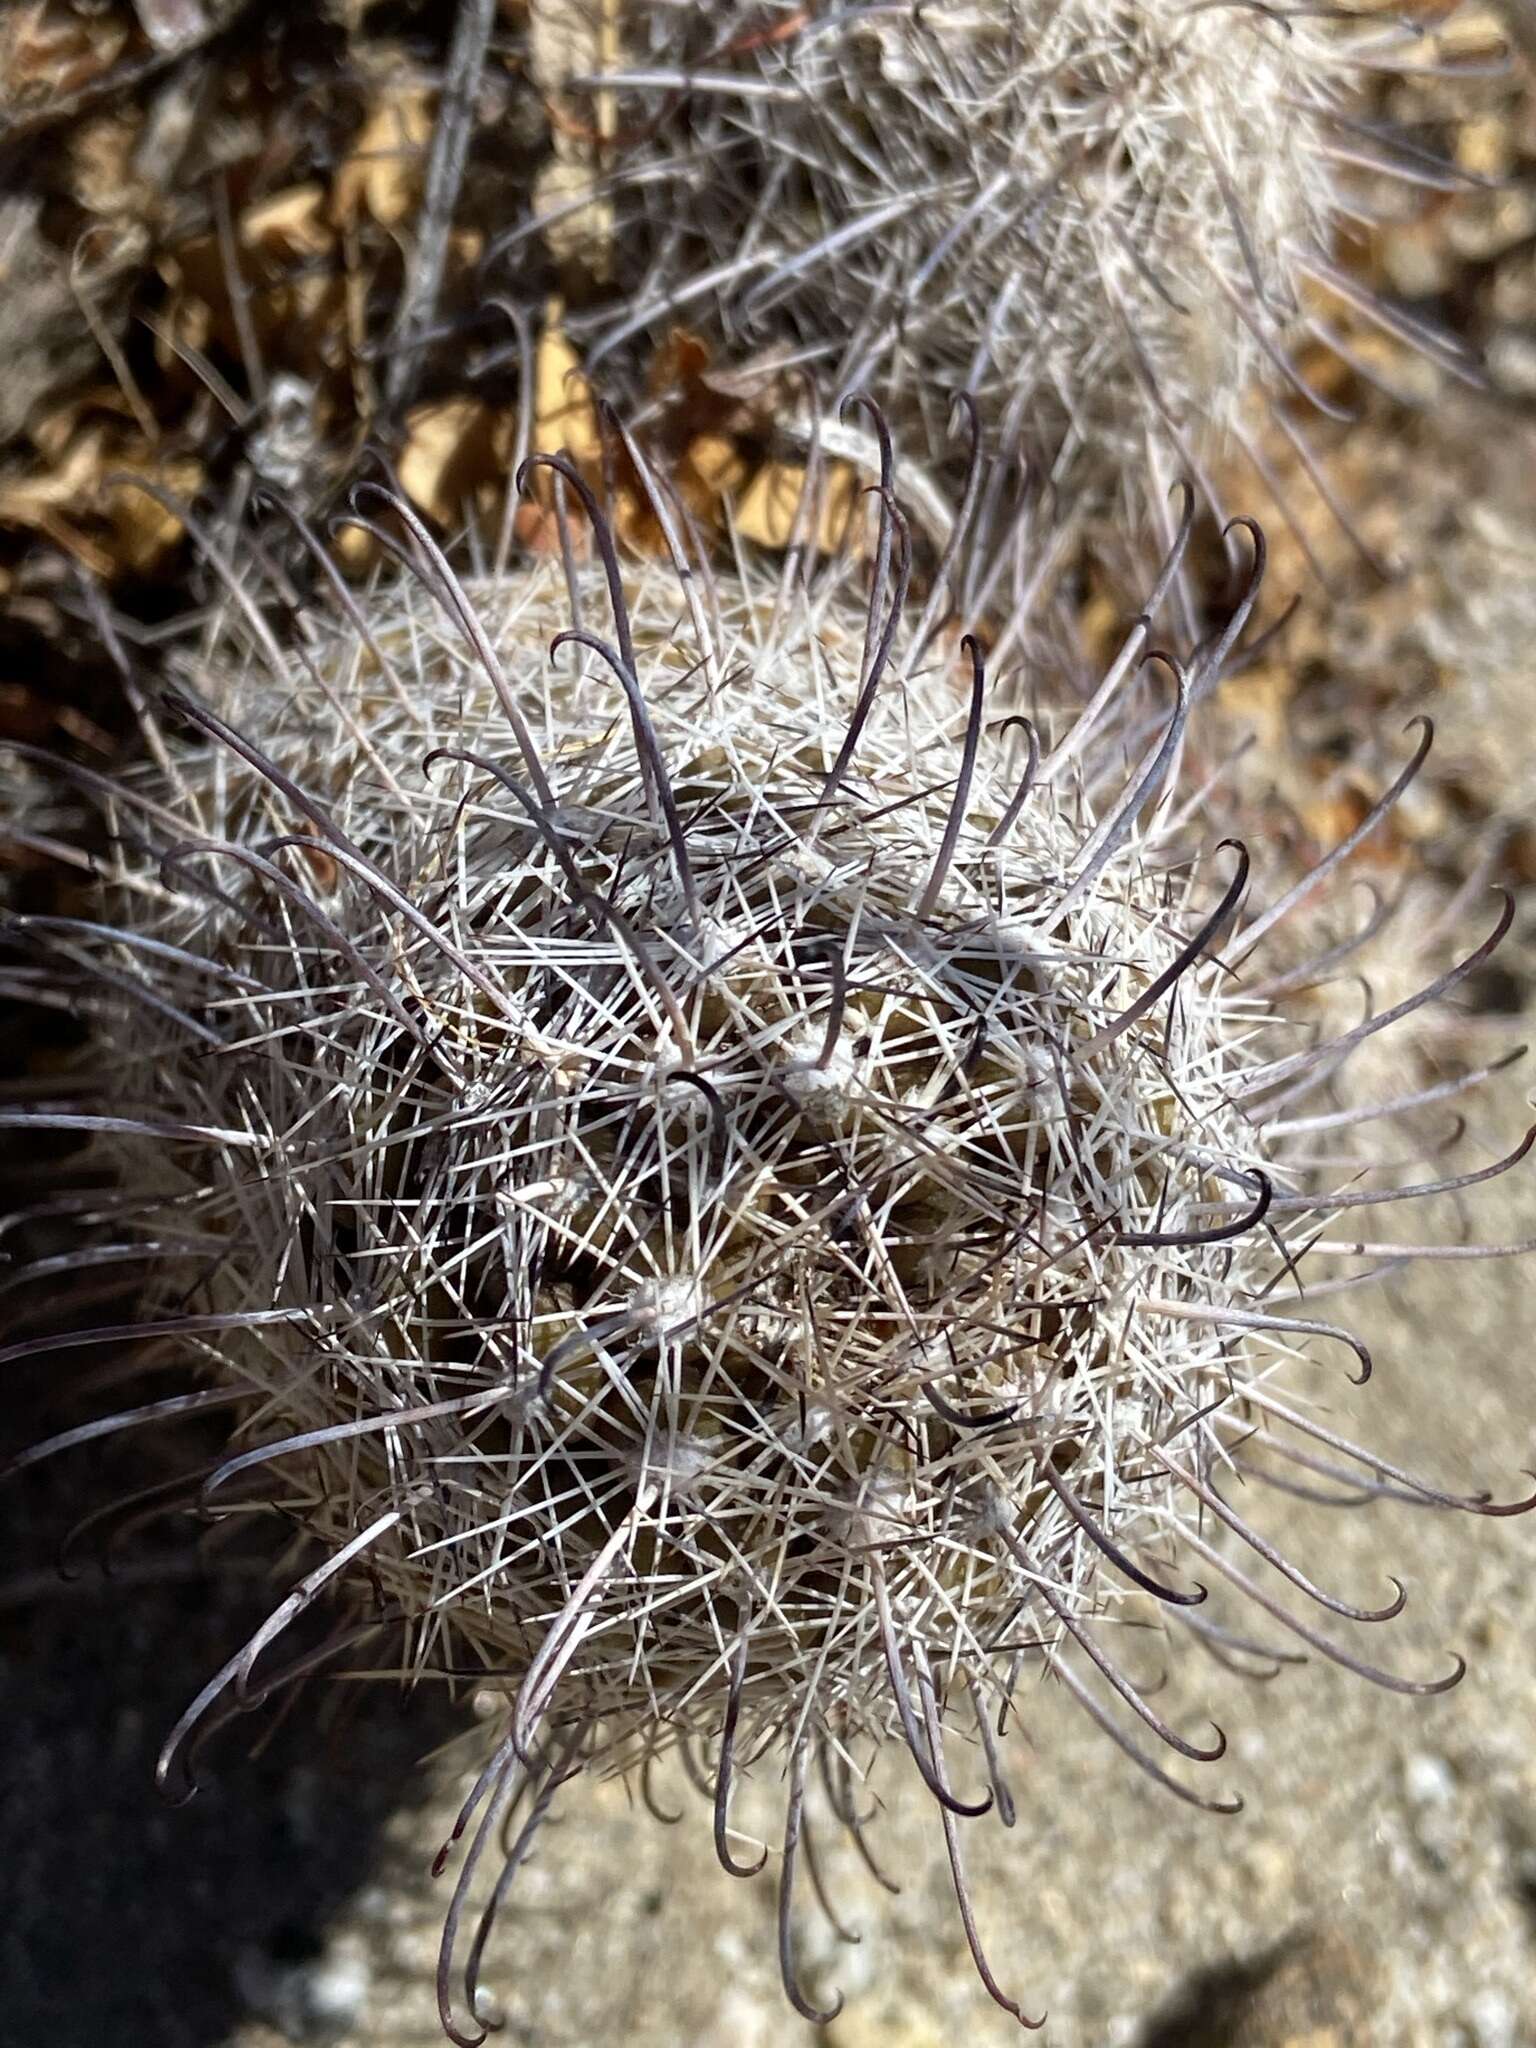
(1404, 1754, 1457, 1808)
(235, 1935, 371, 2043)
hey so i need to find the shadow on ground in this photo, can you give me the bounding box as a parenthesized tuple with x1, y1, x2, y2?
(0, 1417, 462, 2048)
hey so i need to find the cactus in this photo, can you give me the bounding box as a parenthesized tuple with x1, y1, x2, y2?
(5, 438, 1530, 2040)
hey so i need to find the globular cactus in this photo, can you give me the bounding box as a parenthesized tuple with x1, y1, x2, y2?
(5, 435, 1531, 2041)
(567, 1, 1484, 539)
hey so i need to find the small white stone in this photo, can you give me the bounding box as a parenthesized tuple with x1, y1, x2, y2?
(1404, 1752, 1456, 1806)
(1235, 1726, 1267, 1765)
(305, 1954, 370, 2025)
(235, 1935, 370, 2042)
(1466, 1988, 1518, 2048)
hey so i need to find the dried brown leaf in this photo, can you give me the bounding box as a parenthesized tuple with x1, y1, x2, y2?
(732, 459, 860, 555)
(534, 313, 602, 467)
(399, 397, 510, 526)
(105, 454, 203, 574)
(331, 82, 434, 230)
(241, 185, 335, 265)
(1, 4, 128, 112)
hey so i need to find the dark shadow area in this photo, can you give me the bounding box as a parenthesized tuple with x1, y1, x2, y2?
(1501, 1810, 1536, 1942)
(1136, 1926, 1382, 2048)
(1136, 1939, 1291, 2048)
(0, 1398, 465, 2048)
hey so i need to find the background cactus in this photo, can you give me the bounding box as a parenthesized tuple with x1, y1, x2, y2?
(568, 0, 1473, 544)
